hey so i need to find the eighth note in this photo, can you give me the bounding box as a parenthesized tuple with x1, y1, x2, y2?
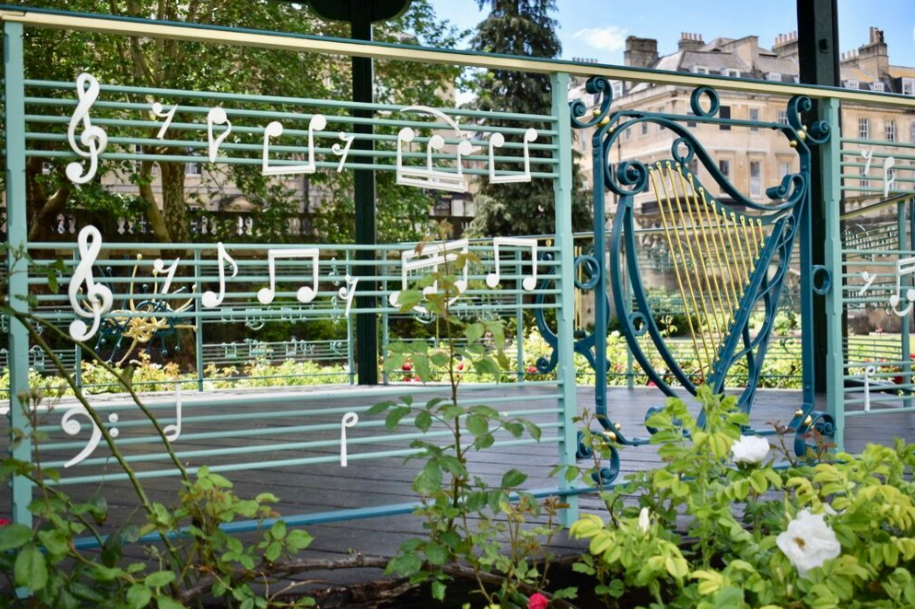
(164, 384, 182, 442)
(486, 237, 539, 291)
(889, 256, 915, 317)
(340, 412, 358, 467)
(201, 243, 238, 308)
(257, 248, 320, 305)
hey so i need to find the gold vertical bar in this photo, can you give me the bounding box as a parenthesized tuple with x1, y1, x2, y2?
(720, 207, 743, 302)
(650, 166, 707, 377)
(672, 164, 724, 349)
(731, 212, 751, 284)
(695, 182, 737, 318)
(658, 163, 713, 379)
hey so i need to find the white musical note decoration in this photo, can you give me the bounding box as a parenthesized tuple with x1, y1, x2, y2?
(261, 114, 327, 176)
(884, 156, 897, 198)
(396, 106, 473, 193)
(486, 237, 539, 291)
(389, 239, 469, 314)
(257, 249, 320, 305)
(153, 257, 180, 295)
(332, 132, 355, 172)
(340, 412, 359, 467)
(66, 73, 108, 184)
(860, 148, 874, 179)
(68, 226, 114, 341)
(857, 271, 876, 296)
(863, 365, 876, 412)
(151, 102, 178, 139)
(62, 406, 119, 468)
(338, 275, 360, 316)
(889, 256, 915, 316)
(164, 384, 182, 442)
(488, 128, 537, 184)
(207, 108, 232, 163)
(201, 243, 238, 308)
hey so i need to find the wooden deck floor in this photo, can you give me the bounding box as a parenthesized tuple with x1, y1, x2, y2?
(2, 384, 914, 590)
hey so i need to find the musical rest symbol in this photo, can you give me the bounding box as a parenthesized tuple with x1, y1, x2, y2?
(207, 107, 232, 163)
(889, 255, 915, 316)
(857, 271, 876, 296)
(389, 239, 469, 314)
(68, 226, 114, 341)
(338, 275, 360, 316)
(332, 132, 355, 172)
(863, 365, 876, 412)
(395, 106, 473, 193)
(884, 155, 896, 198)
(153, 257, 180, 295)
(486, 237, 539, 291)
(488, 128, 537, 184)
(860, 147, 874, 178)
(151, 101, 178, 139)
(257, 248, 320, 305)
(164, 384, 182, 442)
(66, 73, 108, 184)
(261, 114, 327, 176)
(201, 243, 238, 308)
(340, 412, 359, 467)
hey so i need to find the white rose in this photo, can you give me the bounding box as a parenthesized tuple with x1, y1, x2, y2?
(731, 435, 770, 464)
(776, 509, 841, 577)
(638, 507, 650, 534)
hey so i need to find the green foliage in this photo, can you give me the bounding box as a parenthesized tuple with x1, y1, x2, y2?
(571, 386, 915, 608)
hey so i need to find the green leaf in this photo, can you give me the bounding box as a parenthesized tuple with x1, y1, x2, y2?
(155, 596, 184, 609)
(424, 542, 448, 566)
(286, 530, 313, 551)
(413, 353, 431, 381)
(415, 410, 433, 433)
(522, 420, 542, 442)
(367, 401, 395, 416)
(386, 406, 413, 429)
(0, 524, 33, 551)
(466, 414, 489, 438)
(465, 323, 485, 344)
(145, 571, 176, 589)
(37, 529, 69, 556)
(413, 461, 442, 495)
(431, 580, 447, 601)
(270, 521, 287, 540)
(15, 544, 47, 591)
(126, 584, 152, 609)
(473, 356, 501, 378)
(255, 493, 279, 504)
(501, 469, 528, 489)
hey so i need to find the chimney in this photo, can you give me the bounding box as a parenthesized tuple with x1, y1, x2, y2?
(857, 26, 889, 78)
(625, 36, 658, 68)
(678, 32, 704, 52)
(773, 30, 798, 60)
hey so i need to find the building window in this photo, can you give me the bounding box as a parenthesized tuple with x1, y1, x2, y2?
(887, 120, 897, 143)
(134, 144, 143, 173)
(612, 81, 623, 98)
(641, 121, 648, 136)
(719, 105, 731, 131)
(911, 122, 915, 143)
(186, 147, 201, 176)
(41, 161, 52, 175)
(749, 108, 760, 131)
(860, 166, 870, 189)
(873, 81, 885, 92)
(750, 161, 762, 196)
(722, 68, 740, 78)
(693, 66, 709, 75)
(626, 127, 632, 140)
(686, 111, 697, 128)
(845, 80, 859, 90)
(767, 72, 782, 82)
(903, 78, 915, 96)
(688, 158, 699, 176)
(858, 118, 869, 140)
(779, 161, 791, 179)
(777, 110, 789, 126)
(719, 159, 731, 179)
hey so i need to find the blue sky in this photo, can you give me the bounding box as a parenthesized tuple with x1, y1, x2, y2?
(430, 0, 915, 68)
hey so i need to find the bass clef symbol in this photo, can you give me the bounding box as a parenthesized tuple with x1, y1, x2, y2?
(66, 73, 108, 184)
(68, 225, 113, 341)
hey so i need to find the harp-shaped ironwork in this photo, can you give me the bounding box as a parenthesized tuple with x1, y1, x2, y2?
(565, 79, 833, 458)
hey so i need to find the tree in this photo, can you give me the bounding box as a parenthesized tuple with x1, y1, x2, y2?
(466, 0, 591, 238)
(13, 0, 461, 245)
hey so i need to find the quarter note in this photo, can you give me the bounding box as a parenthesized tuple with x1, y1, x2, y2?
(257, 248, 320, 305)
(340, 412, 359, 467)
(863, 365, 876, 412)
(883, 155, 896, 197)
(164, 384, 182, 442)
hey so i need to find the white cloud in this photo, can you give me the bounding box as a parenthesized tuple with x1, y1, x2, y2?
(573, 26, 628, 53)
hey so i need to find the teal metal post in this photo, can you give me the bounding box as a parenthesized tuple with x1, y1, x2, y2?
(194, 249, 205, 392)
(899, 202, 912, 408)
(551, 72, 579, 525)
(515, 249, 524, 382)
(4, 21, 33, 526)
(821, 97, 844, 452)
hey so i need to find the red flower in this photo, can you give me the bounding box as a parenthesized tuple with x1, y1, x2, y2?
(456, 361, 465, 371)
(0, 518, 11, 527)
(528, 593, 549, 609)
(411, 376, 422, 383)
(527, 366, 537, 374)
(402, 362, 413, 372)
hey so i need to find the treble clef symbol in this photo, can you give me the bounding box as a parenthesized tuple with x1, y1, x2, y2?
(66, 73, 108, 184)
(68, 225, 113, 341)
